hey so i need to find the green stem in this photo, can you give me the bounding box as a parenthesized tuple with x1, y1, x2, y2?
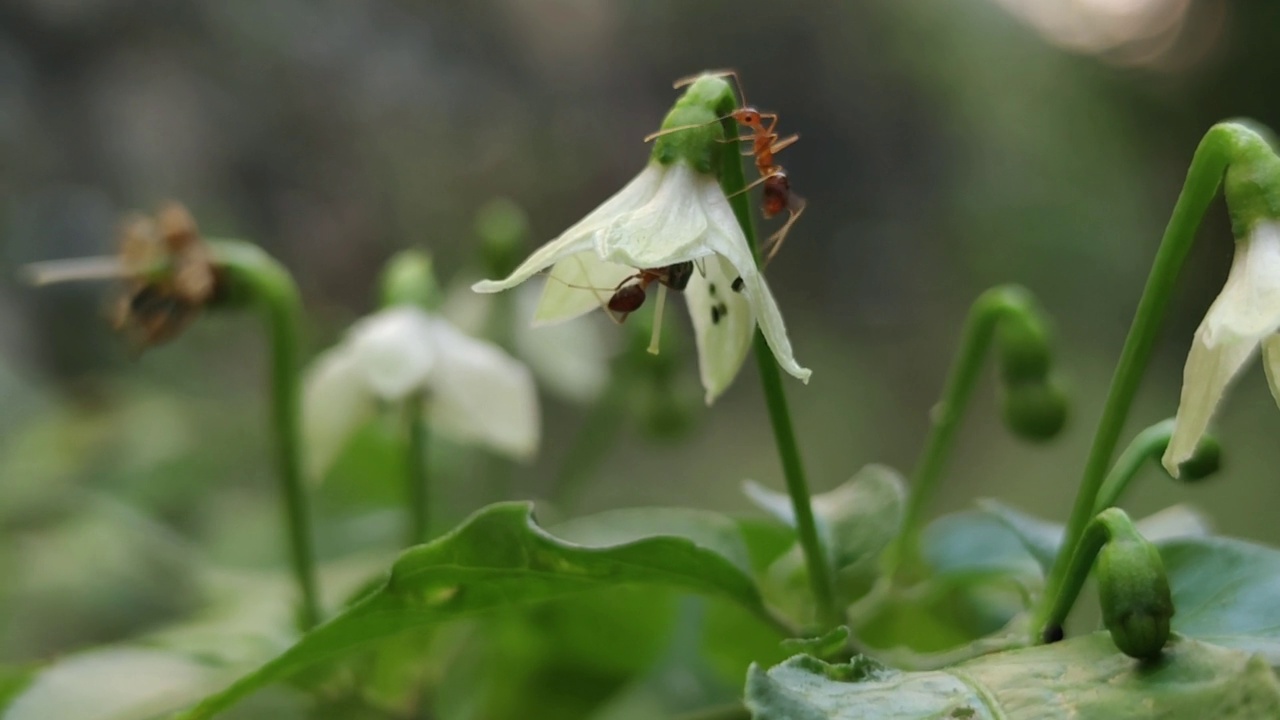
(1033, 122, 1272, 639)
(1092, 419, 1174, 515)
(552, 377, 628, 508)
(405, 392, 430, 545)
(1042, 508, 1135, 638)
(889, 284, 1043, 580)
(716, 115, 838, 629)
(211, 240, 321, 630)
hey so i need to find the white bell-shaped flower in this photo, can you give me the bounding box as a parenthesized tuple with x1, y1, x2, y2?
(471, 159, 810, 403)
(302, 306, 539, 478)
(1163, 221, 1280, 476)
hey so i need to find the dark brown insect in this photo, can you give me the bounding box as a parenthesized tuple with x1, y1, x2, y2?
(606, 261, 695, 321)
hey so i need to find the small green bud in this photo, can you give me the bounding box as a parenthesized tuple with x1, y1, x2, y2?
(997, 315, 1051, 384)
(379, 249, 441, 310)
(1221, 124, 1280, 239)
(1001, 378, 1068, 442)
(1096, 532, 1174, 660)
(475, 198, 530, 279)
(1174, 435, 1222, 481)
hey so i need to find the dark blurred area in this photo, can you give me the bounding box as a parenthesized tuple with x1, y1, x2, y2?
(3, 0, 1280, 667)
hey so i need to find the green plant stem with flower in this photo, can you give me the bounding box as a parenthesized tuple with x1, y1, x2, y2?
(210, 239, 321, 629)
(714, 108, 839, 630)
(1033, 121, 1278, 641)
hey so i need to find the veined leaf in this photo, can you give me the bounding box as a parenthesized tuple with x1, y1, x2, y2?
(745, 634, 1280, 719)
(176, 502, 777, 718)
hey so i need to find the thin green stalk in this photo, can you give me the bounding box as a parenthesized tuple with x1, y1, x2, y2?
(553, 378, 628, 508)
(1092, 419, 1174, 515)
(888, 285, 1042, 580)
(405, 391, 430, 545)
(1033, 122, 1271, 639)
(716, 114, 838, 629)
(211, 240, 321, 630)
(1042, 509, 1127, 636)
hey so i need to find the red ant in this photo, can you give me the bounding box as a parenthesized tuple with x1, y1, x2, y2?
(542, 260, 696, 354)
(646, 70, 806, 266)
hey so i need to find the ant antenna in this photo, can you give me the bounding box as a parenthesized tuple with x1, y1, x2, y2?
(672, 69, 749, 109)
(536, 267, 628, 324)
(21, 257, 130, 286)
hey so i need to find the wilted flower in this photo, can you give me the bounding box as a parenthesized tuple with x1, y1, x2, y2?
(1163, 221, 1280, 476)
(472, 75, 810, 403)
(303, 306, 539, 478)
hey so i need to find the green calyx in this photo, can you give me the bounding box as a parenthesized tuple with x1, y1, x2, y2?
(1219, 121, 1280, 238)
(650, 75, 737, 175)
(1001, 377, 1069, 442)
(380, 249, 442, 311)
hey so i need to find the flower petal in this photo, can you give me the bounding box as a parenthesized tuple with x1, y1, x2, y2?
(1162, 325, 1260, 476)
(347, 307, 438, 401)
(534, 251, 636, 325)
(596, 163, 711, 268)
(515, 283, 613, 403)
(301, 343, 375, 480)
(1203, 222, 1280, 343)
(685, 254, 755, 403)
(698, 185, 811, 387)
(472, 164, 664, 294)
(427, 319, 540, 460)
(1264, 334, 1280, 409)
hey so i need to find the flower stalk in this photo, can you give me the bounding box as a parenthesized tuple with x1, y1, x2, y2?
(1033, 121, 1277, 639)
(1092, 419, 1219, 515)
(888, 285, 1061, 581)
(210, 239, 321, 629)
(713, 92, 838, 629)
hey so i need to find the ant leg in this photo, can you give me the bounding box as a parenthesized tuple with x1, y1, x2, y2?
(673, 69, 746, 105)
(763, 199, 806, 265)
(770, 134, 800, 156)
(724, 174, 771, 199)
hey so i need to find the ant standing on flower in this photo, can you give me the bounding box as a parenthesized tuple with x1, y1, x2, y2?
(646, 69, 807, 268)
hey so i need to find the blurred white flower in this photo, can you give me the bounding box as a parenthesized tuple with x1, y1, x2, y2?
(472, 160, 810, 403)
(303, 306, 539, 478)
(441, 281, 613, 405)
(1163, 221, 1280, 476)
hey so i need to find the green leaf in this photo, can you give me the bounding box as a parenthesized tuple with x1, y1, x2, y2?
(1161, 536, 1280, 666)
(920, 511, 1041, 583)
(745, 634, 1280, 719)
(176, 502, 778, 719)
(553, 507, 753, 573)
(744, 465, 906, 571)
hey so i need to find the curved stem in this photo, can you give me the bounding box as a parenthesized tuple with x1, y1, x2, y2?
(405, 392, 430, 545)
(1042, 509, 1136, 638)
(1032, 122, 1272, 639)
(210, 240, 321, 629)
(716, 114, 838, 629)
(1092, 419, 1174, 515)
(888, 284, 1044, 580)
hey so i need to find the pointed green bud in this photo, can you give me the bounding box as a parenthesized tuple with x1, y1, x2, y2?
(650, 75, 736, 175)
(475, 198, 530, 279)
(1094, 509, 1173, 660)
(1001, 377, 1068, 442)
(379, 249, 441, 311)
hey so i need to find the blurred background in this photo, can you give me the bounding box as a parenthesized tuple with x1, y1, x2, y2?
(2, 0, 1279, 711)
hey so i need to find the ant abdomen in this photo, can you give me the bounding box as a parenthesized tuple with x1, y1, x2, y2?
(762, 173, 791, 218)
(608, 283, 648, 313)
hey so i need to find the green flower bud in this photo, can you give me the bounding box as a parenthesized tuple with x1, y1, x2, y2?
(1096, 530, 1174, 660)
(997, 315, 1051, 384)
(1174, 435, 1221, 481)
(379, 249, 441, 311)
(1001, 378, 1068, 442)
(475, 198, 530, 279)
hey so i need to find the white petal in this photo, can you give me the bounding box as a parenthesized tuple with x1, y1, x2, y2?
(1203, 222, 1280, 343)
(1264, 334, 1280, 409)
(535, 251, 637, 325)
(515, 283, 613, 403)
(1162, 325, 1259, 476)
(302, 343, 375, 480)
(471, 164, 665, 294)
(346, 307, 438, 401)
(697, 186, 811, 387)
(426, 320, 540, 460)
(596, 163, 712, 268)
(685, 254, 755, 403)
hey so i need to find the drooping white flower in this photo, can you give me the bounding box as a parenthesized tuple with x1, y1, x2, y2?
(471, 160, 810, 403)
(1163, 221, 1280, 476)
(302, 306, 539, 478)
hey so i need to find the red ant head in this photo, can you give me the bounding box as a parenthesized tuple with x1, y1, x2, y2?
(732, 106, 764, 128)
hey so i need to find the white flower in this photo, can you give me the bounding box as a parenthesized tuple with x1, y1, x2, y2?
(302, 306, 539, 478)
(471, 160, 811, 403)
(1163, 221, 1280, 476)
